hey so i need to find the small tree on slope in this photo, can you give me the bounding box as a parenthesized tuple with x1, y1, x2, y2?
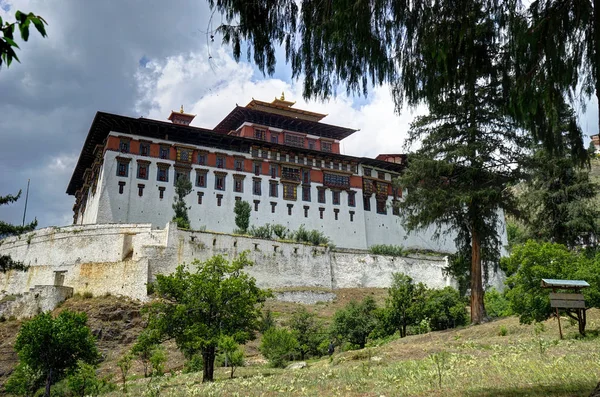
(1, 190, 37, 273)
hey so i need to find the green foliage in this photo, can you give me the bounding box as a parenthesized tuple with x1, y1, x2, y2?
(484, 288, 512, 318)
(503, 241, 600, 324)
(149, 346, 167, 377)
(272, 224, 289, 239)
(4, 362, 44, 396)
(117, 353, 132, 393)
(0, 11, 47, 68)
(14, 310, 98, 396)
(498, 325, 508, 336)
(291, 225, 330, 246)
(0, 190, 37, 273)
(287, 307, 326, 359)
(131, 330, 161, 377)
(506, 219, 530, 253)
(247, 223, 332, 246)
(233, 200, 251, 233)
(330, 297, 379, 349)
(143, 253, 269, 382)
(66, 360, 105, 397)
(172, 177, 192, 229)
(429, 351, 451, 388)
(369, 245, 406, 257)
(183, 354, 204, 374)
(260, 327, 299, 368)
(420, 287, 468, 331)
(216, 335, 245, 378)
(385, 273, 421, 337)
(248, 224, 273, 239)
(82, 291, 93, 299)
(259, 309, 276, 333)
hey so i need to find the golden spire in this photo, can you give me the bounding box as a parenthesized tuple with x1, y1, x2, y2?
(180, 105, 184, 113)
(280, 92, 285, 101)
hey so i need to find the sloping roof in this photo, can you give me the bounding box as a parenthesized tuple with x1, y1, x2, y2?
(67, 112, 404, 196)
(214, 106, 358, 140)
(541, 279, 590, 289)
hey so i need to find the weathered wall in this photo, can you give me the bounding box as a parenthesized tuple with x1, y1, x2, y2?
(0, 286, 73, 320)
(0, 222, 505, 305)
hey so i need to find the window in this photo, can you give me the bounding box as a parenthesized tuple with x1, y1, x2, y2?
(117, 160, 129, 177)
(348, 191, 356, 207)
(252, 148, 259, 157)
(364, 168, 372, 177)
(304, 206, 309, 218)
(138, 184, 145, 197)
(285, 134, 305, 148)
(282, 166, 300, 182)
(269, 181, 279, 197)
(363, 196, 371, 211)
(254, 128, 266, 140)
(158, 186, 165, 199)
(157, 166, 169, 182)
(118, 181, 126, 194)
(234, 177, 244, 193)
(198, 153, 206, 165)
(270, 202, 277, 213)
(283, 184, 297, 200)
(234, 159, 244, 171)
(324, 173, 350, 188)
(197, 192, 203, 204)
(376, 200, 387, 215)
(302, 186, 311, 202)
(324, 161, 331, 169)
(137, 162, 149, 180)
(159, 146, 170, 159)
(253, 179, 261, 195)
(332, 191, 340, 205)
(317, 188, 326, 204)
(139, 142, 150, 156)
(119, 139, 130, 153)
(216, 156, 225, 169)
(253, 162, 261, 176)
(270, 164, 279, 179)
(174, 169, 190, 184)
(261, 150, 268, 159)
(392, 199, 400, 216)
(254, 200, 260, 211)
(334, 208, 339, 220)
(302, 169, 311, 184)
(287, 204, 293, 215)
(319, 207, 325, 219)
(215, 175, 226, 191)
(177, 148, 191, 162)
(350, 211, 355, 222)
(216, 194, 223, 206)
(378, 171, 385, 180)
(321, 141, 332, 152)
(271, 134, 279, 144)
(196, 171, 207, 187)
(308, 140, 316, 150)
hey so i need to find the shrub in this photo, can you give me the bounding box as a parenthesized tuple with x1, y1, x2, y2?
(66, 360, 104, 397)
(248, 224, 273, 239)
(272, 224, 289, 239)
(117, 353, 133, 393)
(484, 287, 512, 318)
(259, 309, 276, 333)
(183, 354, 204, 373)
(82, 291, 94, 299)
(384, 273, 426, 337)
(4, 363, 44, 396)
(216, 335, 245, 378)
(330, 297, 379, 349)
(149, 346, 167, 377)
(260, 327, 299, 368)
(287, 307, 327, 359)
(233, 200, 251, 233)
(421, 287, 467, 331)
(369, 244, 406, 257)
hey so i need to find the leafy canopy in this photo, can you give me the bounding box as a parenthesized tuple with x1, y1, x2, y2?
(330, 296, 378, 349)
(144, 253, 269, 382)
(172, 176, 192, 229)
(1, 10, 47, 68)
(233, 200, 251, 233)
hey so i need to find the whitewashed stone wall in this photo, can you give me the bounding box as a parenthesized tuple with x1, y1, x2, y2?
(0, 286, 73, 320)
(0, 222, 505, 305)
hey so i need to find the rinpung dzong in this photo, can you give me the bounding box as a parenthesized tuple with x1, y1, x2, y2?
(67, 94, 454, 251)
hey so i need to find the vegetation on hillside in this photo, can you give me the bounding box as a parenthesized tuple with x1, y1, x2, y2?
(0, 190, 37, 273)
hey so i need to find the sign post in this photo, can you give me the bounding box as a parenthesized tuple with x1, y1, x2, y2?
(541, 279, 589, 339)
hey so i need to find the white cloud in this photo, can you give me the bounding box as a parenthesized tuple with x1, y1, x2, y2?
(134, 47, 425, 159)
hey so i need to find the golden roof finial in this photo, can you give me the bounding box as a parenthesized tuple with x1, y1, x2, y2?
(280, 92, 285, 101)
(180, 105, 184, 113)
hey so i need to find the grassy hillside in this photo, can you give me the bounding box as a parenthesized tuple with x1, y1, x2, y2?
(2, 290, 600, 396)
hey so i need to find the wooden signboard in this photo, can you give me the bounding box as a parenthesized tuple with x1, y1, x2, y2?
(541, 279, 589, 339)
(549, 293, 585, 309)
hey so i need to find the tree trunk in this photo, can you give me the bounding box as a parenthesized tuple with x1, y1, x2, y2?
(594, 0, 600, 138)
(202, 346, 216, 383)
(44, 368, 52, 397)
(470, 229, 486, 324)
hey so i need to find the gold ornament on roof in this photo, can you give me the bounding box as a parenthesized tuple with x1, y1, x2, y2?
(180, 105, 184, 113)
(280, 92, 285, 101)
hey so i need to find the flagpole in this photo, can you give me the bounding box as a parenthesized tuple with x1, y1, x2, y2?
(22, 179, 30, 226)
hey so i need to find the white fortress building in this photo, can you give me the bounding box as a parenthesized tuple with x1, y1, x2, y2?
(67, 95, 455, 252)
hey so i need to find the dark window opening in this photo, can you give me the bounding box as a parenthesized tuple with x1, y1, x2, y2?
(270, 202, 277, 213)
(350, 211, 355, 222)
(318, 189, 326, 204)
(269, 181, 278, 197)
(287, 204, 293, 216)
(376, 200, 387, 215)
(118, 181, 126, 194)
(334, 208, 339, 220)
(363, 196, 371, 211)
(319, 207, 325, 219)
(304, 206, 309, 218)
(254, 200, 260, 211)
(348, 191, 356, 207)
(216, 194, 223, 207)
(138, 184, 145, 197)
(332, 191, 340, 205)
(159, 186, 165, 199)
(197, 192, 203, 204)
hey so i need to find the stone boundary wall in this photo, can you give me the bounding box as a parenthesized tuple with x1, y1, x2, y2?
(0, 286, 73, 320)
(0, 223, 505, 305)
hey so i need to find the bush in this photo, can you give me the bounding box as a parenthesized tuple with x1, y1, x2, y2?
(82, 291, 93, 299)
(260, 327, 299, 368)
(272, 224, 289, 239)
(4, 363, 44, 396)
(183, 354, 204, 374)
(421, 287, 467, 331)
(484, 287, 512, 318)
(259, 309, 276, 333)
(149, 346, 167, 377)
(287, 307, 327, 359)
(248, 224, 273, 239)
(369, 244, 406, 257)
(216, 335, 245, 378)
(234, 200, 251, 233)
(384, 273, 425, 337)
(66, 360, 104, 396)
(330, 297, 379, 349)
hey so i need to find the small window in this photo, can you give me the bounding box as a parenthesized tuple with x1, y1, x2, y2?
(332, 191, 340, 205)
(321, 141, 332, 152)
(198, 153, 206, 165)
(137, 163, 148, 180)
(334, 209, 339, 220)
(118, 181, 126, 194)
(138, 184, 145, 197)
(234, 159, 244, 171)
(158, 186, 165, 199)
(157, 166, 169, 182)
(215, 175, 225, 191)
(363, 196, 371, 211)
(287, 204, 293, 216)
(376, 200, 387, 215)
(270, 164, 279, 179)
(308, 139, 316, 150)
(216, 194, 223, 206)
(319, 207, 324, 219)
(302, 169, 311, 184)
(261, 150, 268, 159)
(234, 178, 244, 193)
(378, 171, 385, 180)
(196, 172, 207, 188)
(178, 148, 191, 162)
(253, 179, 261, 195)
(216, 156, 225, 169)
(254, 200, 260, 211)
(348, 191, 356, 207)
(159, 146, 170, 159)
(364, 168, 372, 177)
(285, 134, 305, 148)
(318, 189, 326, 204)
(197, 192, 203, 204)
(269, 181, 278, 197)
(117, 161, 129, 177)
(253, 162, 261, 176)
(252, 148, 259, 157)
(350, 211, 355, 222)
(302, 186, 311, 202)
(119, 139, 130, 153)
(283, 184, 297, 200)
(304, 206, 309, 218)
(271, 134, 279, 144)
(270, 202, 277, 213)
(254, 128, 266, 141)
(139, 142, 150, 156)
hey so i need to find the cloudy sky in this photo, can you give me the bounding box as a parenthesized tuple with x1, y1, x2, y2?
(0, 1, 597, 229)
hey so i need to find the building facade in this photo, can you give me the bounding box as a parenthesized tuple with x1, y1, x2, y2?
(67, 96, 457, 251)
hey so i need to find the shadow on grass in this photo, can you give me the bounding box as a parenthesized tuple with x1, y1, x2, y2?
(463, 380, 595, 397)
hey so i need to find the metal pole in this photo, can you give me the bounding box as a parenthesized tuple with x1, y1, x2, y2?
(22, 179, 30, 226)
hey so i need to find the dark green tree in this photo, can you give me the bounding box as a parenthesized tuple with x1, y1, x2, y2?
(12, 310, 99, 397)
(1, 190, 37, 272)
(287, 307, 325, 359)
(259, 327, 299, 368)
(172, 176, 192, 229)
(385, 273, 418, 338)
(233, 200, 251, 233)
(330, 296, 378, 349)
(143, 253, 269, 382)
(1, 10, 47, 68)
